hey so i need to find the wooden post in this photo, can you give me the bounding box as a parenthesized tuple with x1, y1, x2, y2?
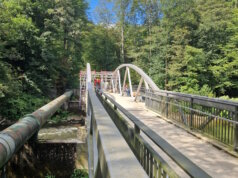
(117, 70, 122, 95)
(190, 98, 194, 129)
(127, 67, 133, 97)
(135, 77, 143, 101)
(122, 68, 128, 96)
(234, 106, 238, 151)
(166, 93, 169, 118)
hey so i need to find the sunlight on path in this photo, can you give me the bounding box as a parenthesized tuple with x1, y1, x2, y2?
(108, 93, 238, 178)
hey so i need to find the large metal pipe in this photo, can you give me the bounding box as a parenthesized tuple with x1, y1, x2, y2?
(0, 90, 73, 168)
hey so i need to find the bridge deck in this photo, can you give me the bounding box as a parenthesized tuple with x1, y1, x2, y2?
(107, 93, 238, 178)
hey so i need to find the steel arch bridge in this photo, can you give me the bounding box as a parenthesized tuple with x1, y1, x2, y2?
(80, 63, 238, 178)
(1, 63, 238, 178)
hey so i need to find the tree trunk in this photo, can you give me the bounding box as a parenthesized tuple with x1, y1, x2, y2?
(121, 24, 125, 63)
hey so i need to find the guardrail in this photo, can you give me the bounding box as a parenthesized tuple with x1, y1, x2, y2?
(97, 91, 211, 178)
(143, 90, 238, 150)
(86, 61, 148, 178)
(87, 85, 148, 178)
(0, 90, 73, 169)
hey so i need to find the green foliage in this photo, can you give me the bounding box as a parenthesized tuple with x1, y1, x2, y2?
(82, 24, 120, 71)
(45, 173, 55, 178)
(219, 96, 238, 102)
(71, 169, 88, 178)
(211, 8, 238, 96)
(101, 0, 238, 97)
(50, 109, 71, 123)
(0, 93, 48, 120)
(175, 46, 208, 91)
(0, 0, 89, 120)
(1, 0, 238, 121)
(180, 84, 214, 97)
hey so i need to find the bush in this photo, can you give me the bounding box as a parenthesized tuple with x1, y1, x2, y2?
(49, 109, 71, 123)
(219, 96, 238, 102)
(45, 173, 55, 178)
(0, 93, 49, 120)
(180, 84, 215, 97)
(71, 169, 88, 178)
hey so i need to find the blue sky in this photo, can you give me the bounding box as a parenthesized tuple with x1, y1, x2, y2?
(88, 0, 99, 11)
(87, 0, 116, 24)
(87, 0, 99, 23)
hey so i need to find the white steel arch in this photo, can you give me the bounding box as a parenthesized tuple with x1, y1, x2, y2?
(113, 64, 159, 100)
(114, 64, 159, 91)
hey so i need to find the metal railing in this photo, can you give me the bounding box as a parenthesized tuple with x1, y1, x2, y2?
(97, 91, 211, 178)
(143, 90, 238, 150)
(86, 63, 148, 178)
(0, 90, 73, 169)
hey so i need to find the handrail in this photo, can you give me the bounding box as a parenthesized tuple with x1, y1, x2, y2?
(97, 91, 179, 178)
(0, 90, 73, 168)
(149, 90, 238, 111)
(143, 91, 238, 148)
(100, 91, 211, 178)
(86, 63, 148, 178)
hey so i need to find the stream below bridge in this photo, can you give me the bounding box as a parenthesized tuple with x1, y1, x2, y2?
(1, 115, 88, 178)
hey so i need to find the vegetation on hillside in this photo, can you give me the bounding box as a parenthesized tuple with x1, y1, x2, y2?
(0, 0, 237, 120)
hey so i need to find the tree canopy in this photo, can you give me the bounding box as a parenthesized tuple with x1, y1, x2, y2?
(0, 0, 237, 120)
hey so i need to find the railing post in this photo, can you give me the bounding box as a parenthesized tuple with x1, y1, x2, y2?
(234, 106, 238, 151)
(135, 124, 140, 135)
(190, 98, 194, 129)
(134, 124, 140, 158)
(166, 93, 169, 118)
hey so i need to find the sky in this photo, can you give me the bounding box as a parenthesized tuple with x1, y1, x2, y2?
(88, 0, 99, 12)
(87, 0, 99, 23)
(87, 0, 116, 24)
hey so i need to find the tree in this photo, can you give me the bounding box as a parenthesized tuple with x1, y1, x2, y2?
(82, 24, 120, 71)
(0, 0, 89, 119)
(211, 7, 238, 96)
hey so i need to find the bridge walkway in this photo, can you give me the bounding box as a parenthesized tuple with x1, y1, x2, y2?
(107, 93, 238, 178)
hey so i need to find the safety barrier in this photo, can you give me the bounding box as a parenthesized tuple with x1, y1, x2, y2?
(98, 91, 211, 178)
(144, 90, 238, 150)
